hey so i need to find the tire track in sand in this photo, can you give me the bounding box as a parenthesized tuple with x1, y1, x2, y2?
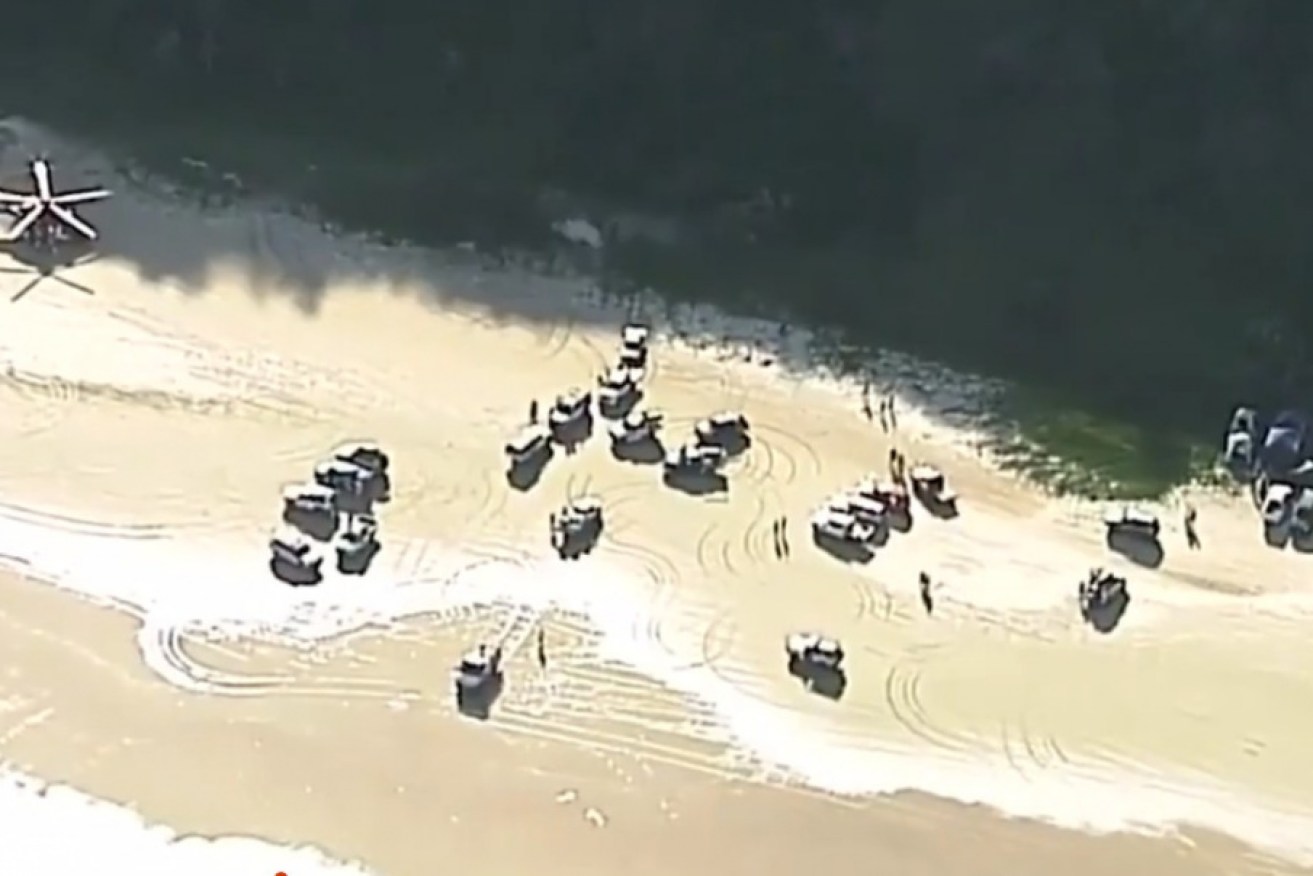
(882, 644, 980, 754)
(694, 494, 778, 583)
(1000, 713, 1073, 781)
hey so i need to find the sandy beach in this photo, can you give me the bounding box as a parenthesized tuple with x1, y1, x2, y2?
(0, 117, 1311, 875)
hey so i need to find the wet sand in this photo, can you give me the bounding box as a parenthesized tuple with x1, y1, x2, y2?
(0, 117, 1311, 873)
(0, 571, 1303, 876)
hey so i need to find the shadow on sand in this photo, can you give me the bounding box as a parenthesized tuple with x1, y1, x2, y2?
(506, 447, 554, 492)
(787, 656, 848, 700)
(1105, 530, 1165, 569)
(1084, 590, 1131, 634)
(455, 674, 505, 721)
(269, 557, 323, 588)
(337, 540, 381, 575)
(662, 469, 728, 497)
(1263, 524, 1292, 550)
(598, 390, 643, 421)
(550, 415, 594, 453)
(1291, 532, 1313, 554)
(611, 437, 665, 465)
(916, 496, 960, 520)
(812, 532, 875, 564)
(0, 122, 1209, 501)
(0, 236, 100, 302)
(282, 507, 337, 541)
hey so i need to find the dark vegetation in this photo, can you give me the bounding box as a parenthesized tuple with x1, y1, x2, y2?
(4, 1, 1313, 495)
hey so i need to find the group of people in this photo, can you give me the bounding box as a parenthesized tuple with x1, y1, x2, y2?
(860, 381, 899, 434)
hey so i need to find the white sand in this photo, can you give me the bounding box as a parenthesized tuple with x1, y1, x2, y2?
(1, 117, 1313, 873)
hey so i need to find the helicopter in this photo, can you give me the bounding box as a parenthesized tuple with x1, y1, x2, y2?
(0, 158, 110, 249)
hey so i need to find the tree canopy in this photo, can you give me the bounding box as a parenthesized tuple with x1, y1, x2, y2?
(7, 0, 1313, 452)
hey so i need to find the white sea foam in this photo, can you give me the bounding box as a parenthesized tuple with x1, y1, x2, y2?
(2, 510, 1313, 868)
(0, 772, 375, 872)
(0, 767, 374, 875)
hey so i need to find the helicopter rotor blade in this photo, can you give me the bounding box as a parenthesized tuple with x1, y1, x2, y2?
(51, 188, 111, 206)
(49, 203, 98, 240)
(32, 160, 52, 203)
(0, 189, 36, 206)
(6, 206, 43, 241)
(53, 273, 95, 296)
(10, 275, 44, 303)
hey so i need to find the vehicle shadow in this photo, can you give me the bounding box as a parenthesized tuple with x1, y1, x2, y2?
(506, 447, 553, 492)
(551, 414, 594, 452)
(455, 673, 505, 721)
(718, 432, 751, 458)
(888, 511, 913, 533)
(915, 494, 959, 519)
(1263, 524, 1292, 550)
(1291, 532, 1313, 554)
(812, 533, 874, 564)
(599, 390, 643, 420)
(282, 507, 338, 541)
(788, 658, 848, 700)
(269, 558, 323, 587)
(1105, 530, 1164, 569)
(611, 437, 665, 465)
(662, 469, 728, 496)
(1085, 591, 1131, 634)
(337, 540, 381, 575)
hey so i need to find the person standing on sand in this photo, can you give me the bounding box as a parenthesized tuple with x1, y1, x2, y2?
(536, 627, 547, 671)
(529, 399, 539, 424)
(1184, 503, 1200, 550)
(918, 572, 934, 615)
(887, 393, 898, 431)
(878, 398, 889, 433)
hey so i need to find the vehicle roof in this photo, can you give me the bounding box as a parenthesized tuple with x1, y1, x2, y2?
(335, 441, 381, 454)
(283, 482, 335, 497)
(814, 507, 855, 525)
(1106, 505, 1156, 523)
(507, 425, 549, 448)
(271, 527, 311, 548)
(317, 458, 365, 472)
(909, 464, 941, 478)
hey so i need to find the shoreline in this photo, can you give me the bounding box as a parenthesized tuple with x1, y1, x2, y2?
(0, 117, 1311, 873)
(0, 570, 1307, 876)
(5, 493, 1313, 867)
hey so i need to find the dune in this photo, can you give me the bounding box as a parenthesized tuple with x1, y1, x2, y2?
(0, 117, 1312, 875)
